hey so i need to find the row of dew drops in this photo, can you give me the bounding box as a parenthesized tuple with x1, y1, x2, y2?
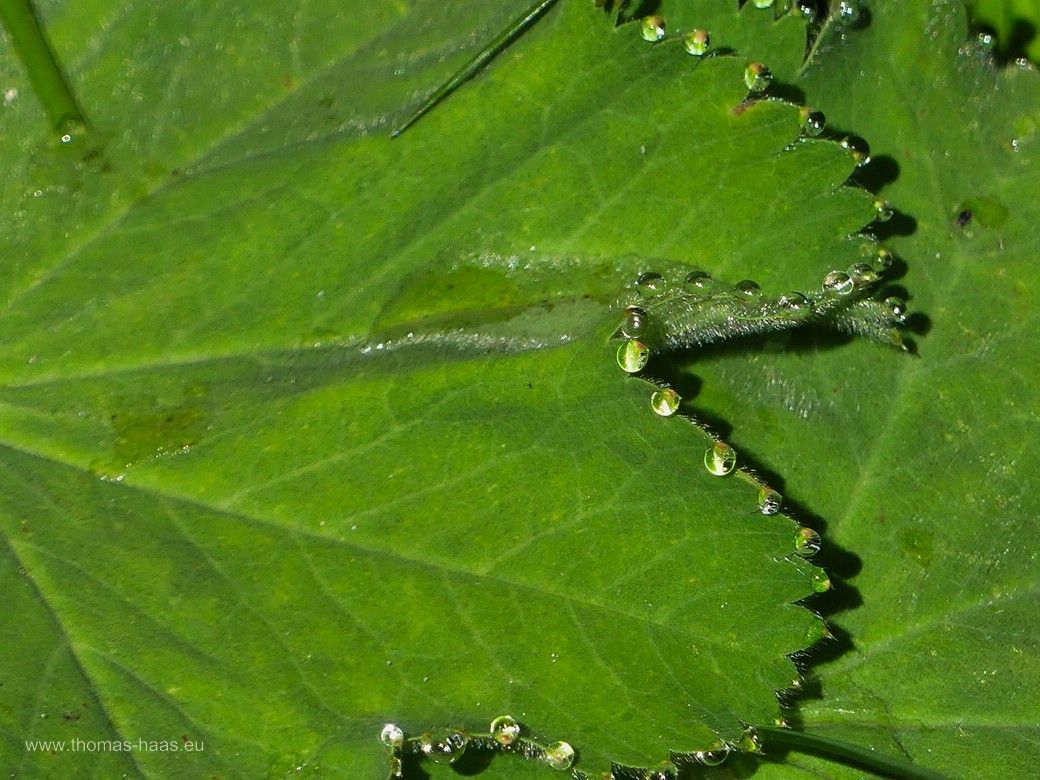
(378, 716, 760, 778)
(636, 2, 875, 166)
(373, 2, 867, 774)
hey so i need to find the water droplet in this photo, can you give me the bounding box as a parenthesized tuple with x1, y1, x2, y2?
(704, 442, 737, 477)
(419, 731, 468, 765)
(777, 292, 809, 310)
(822, 271, 854, 295)
(795, 526, 821, 556)
(490, 715, 521, 746)
(837, 0, 860, 23)
(617, 340, 650, 373)
(738, 727, 764, 754)
(694, 742, 731, 767)
(885, 296, 908, 323)
(636, 271, 665, 297)
(801, 109, 826, 137)
(621, 306, 648, 338)
(735, 279, 761, 296)
(545, 741, 575, 770)
(744, 62, 772, 93)
(752, 0, 774, 8)
(758, 488, 782, 515)
(684, 29, 710, 56)
(683, 269, 712, 292)
(841, 137, 871, 166)
(873, 199, 894, 222)
(809, 566, 831, 593)
(848, 262, 880, 287)
(641, 15, 666, 42)
(976, 31, 995, 52)
(651, 388, 681, 417)
(380, 723, 405, 748)
(796, 1, 817, 23)
(874, 246, 894, 270)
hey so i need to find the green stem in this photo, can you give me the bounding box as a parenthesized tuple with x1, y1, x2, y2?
(391, 0, 560, 137)
(756, 726, 950, 780)
(0, 0, 86, 132)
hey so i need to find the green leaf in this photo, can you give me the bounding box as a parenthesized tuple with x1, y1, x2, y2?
(0, 1, 902, 777)
(673, 2, 1040, 777)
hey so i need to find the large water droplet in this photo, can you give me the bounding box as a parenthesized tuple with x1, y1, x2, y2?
(636, 271, 665, 297)
(490, 715, 521, 746)
(758, 488, 782, 515)
(651, 388, 681, 417)
(545, 741, 575, 770)
(621, 306, 648, 338)
(801, 109, 826, 137)
(885, 296, 908, 323)
(419, 731, 468, 765)
(752, 0, 774, 8)
(380, 723, 405, 748)
(683, 269, 712, 292)
(795, 526, 821, 556)
(739, 727, 764, 754)
(822, 270, 854, 295)
(617, 340, 650, 373)
(777, 292, 809, 310)
(684, 29, 710, 56)
(694, 742, 731, 767)
(641, 15, 666, 42)
(873, 199, 894, 222)
(744, 62, 773, 93)
(735, 279, 761, 296)
(704, 442, 737, 477)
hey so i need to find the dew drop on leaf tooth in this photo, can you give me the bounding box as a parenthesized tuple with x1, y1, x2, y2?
(684, 29, 710, 56)
(704, 441, 737, 477)
(752, 0, 774, 8)
(848, 262, 880, 287)
(885, 296, 908, 323)
(778, 292, 809, 310)
(545, 740, 575, 770)
(837, 0, 861, 23)
(873, 199, 894, 222)
(419, 731, 468, 765)
(636, 271, 665, 297)
(380, 723, 405, 748)
(795, 526, 821, 556)
(617, 340, 650, 373)
(694, 742, 731, 767)
(489, 715, 521, 746)
(651, 388, 681, 416)
(758, 488, 782, 515)
(735, 279, 761, 296)
(744, 62, 772, 93)
(874, 246, 894, 270)
(822, 270, 854, 295)
(796, 0, 817, 23)
(683, 269, 712, 292)
(621, 305, 647, 338)
(809, 567, 832, 593)
(801, 108, 826, 137)
(841, 136, 871, 166)
(641, 15, 666, 42)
